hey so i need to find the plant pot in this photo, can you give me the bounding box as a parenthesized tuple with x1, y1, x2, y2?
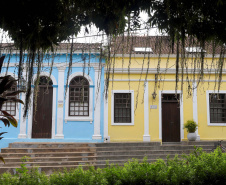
(187, 132, 197, 141)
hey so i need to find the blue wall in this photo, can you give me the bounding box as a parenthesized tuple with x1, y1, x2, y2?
(0, 52, 105, 150)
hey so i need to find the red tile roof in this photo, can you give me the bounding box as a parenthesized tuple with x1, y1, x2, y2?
(110, 36, 223, 55)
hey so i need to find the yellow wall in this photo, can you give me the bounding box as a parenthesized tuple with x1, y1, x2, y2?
(197, 82, 226, 140)
(108, 82, 145, 141)
(106, 56, 226, 142)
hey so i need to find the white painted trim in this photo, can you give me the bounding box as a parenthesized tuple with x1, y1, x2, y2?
(159, 90, 184, 141)
(0, 72, 20, 122)
(111, 90, 134, 126)
(1, 49, 100, 55)
(27, 72, 57, 139)
(32, 72, 57, 85)
(18, 71, 27, 138)
(206, 90, 226, 126)
(106, 68, 226, 75)
(112, 54, 220, 58)
(55, 67, 65, 139)
(65, 72, 93, 123)
(193, 82, 200, 140)
(104, 90, 110, 142)
(108, 79, 226, 82)
(92, 68, 102, 140)
(143, 82, 151, 141)
(3, 62, 104, 70)
(67, 72, 94, 86)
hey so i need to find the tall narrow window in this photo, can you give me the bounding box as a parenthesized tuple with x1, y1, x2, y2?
(0, 78, 17, 116)
(69, 76, 89, 116)
(114, 93, 131, 123)
(209, 93, 226, 123)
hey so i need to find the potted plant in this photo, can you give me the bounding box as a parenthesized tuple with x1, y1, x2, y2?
(184, 120, 198, 141)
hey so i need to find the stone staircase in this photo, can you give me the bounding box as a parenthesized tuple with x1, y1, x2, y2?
(0, 141, 216, 175)
(0, 142, 97, 175)
(95, 141, 213, 166)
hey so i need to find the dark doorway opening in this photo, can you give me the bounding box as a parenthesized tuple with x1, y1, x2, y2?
(162, 94, 180, 142)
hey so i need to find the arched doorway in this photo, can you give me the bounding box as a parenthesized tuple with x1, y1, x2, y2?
(32, 76, 53, 138)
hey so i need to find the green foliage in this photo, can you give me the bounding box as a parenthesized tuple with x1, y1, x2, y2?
(184, 120, 198, 133)
(0, 56, 25, 163)
(2, 148, 226, 184)
(0, 0, 226, 50)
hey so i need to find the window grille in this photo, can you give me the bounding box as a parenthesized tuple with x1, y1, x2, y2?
(69, 76, 89, 116)
(209, 94, 226, 123)
(114, 93, 131, 123)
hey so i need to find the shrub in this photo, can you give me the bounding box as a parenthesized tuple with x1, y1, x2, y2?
(184, 120, 198, 133)
(1, 148, 226, 185)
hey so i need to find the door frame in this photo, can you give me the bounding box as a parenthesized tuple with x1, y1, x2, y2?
(27, 72, 57, 139)
(159, 90, 184, 141)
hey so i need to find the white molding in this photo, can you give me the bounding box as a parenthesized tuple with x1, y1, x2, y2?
(18, 71, 27, 138)
(65, 72, 93, 123)
(159, 90, 184, 141)
(193, 82, 200, 140)
(106, 68, 226, 75)
(206, 90, 226, 126)
(112, 54, 220, 58)
(104, 89, 110, 142)
(67, 72, 93, 85)
(92, 68, 102, 140)
(32, 72, 57, 85)
(65, 118, 93, 122)
(55, 67, 65, 139)
(0, 72, 20, 122)
(111, 90, 134, 126)
(108, 79, 226, 82)
(143, 82, 151, 141)
(1, 49, 100, 55)
(27, 72, 57, 139)
(3, 62, 104, 69)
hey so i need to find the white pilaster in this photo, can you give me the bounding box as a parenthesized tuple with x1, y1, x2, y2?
(104, 85, 110, 142)
(143, 82, 151, 142)
(193, 82, 200, 140)
(18, 71, 27, 138)
(92, 66, 102, 140)
(18, 90, 27, 138)
(55, 67, 65, 139)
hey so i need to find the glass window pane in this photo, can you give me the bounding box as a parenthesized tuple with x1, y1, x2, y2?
(114, 93, 131, 123)
(69, 76, 89, 117)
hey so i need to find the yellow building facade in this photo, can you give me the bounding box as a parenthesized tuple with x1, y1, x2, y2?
(104, 37, 226, 142)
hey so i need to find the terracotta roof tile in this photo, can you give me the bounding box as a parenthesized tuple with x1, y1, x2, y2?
(0, 43, 102, 52)
(110, 36, 223, 55)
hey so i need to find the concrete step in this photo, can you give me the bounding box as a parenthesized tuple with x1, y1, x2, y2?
(2, 156, 96, 163)
(0, 151, 95, 158)
(1, 148, 96, 153)
(96, 154, 182, 161)
(9, 142, 96, 148)
(96, 142, 161, 147)
(96, 145, 213, 152)
(96, 149, 211, 156)
(96, 158, 160, 165)
(181, 141, 222, 146)
(0, 160, 97, 167)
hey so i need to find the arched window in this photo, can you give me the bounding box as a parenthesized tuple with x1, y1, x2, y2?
(0, 77, 17, 116)
(69, 76, 89, 116)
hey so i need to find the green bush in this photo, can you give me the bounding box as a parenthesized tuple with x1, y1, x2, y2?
(184, 120, 198, 133)
(1, 147, 226, 185)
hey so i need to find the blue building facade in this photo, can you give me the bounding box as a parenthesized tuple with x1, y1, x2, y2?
(0, 44, 105, 149)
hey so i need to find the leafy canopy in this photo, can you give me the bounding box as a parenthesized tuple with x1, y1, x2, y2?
(0, 0, 225, 50)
